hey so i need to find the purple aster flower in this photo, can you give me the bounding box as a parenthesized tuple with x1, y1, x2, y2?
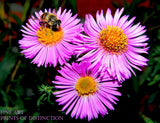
(19, 8, 82, 67)
(53, 61, 121, 121)
(76, 8, 149, 81)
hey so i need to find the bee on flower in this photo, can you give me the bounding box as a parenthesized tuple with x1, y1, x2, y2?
(19, 8, 83, 67)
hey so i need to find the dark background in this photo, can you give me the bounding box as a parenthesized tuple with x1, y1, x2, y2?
(0, 0, 160, 122)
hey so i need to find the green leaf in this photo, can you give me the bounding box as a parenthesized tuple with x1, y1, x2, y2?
(148, 74, 160, 86)
(141, 114, 155, 123)
(10, 14, 22, 26)
(139, 66, 152, 86)
(0, 90, 9, 106)
(148, 91, 158, 104)
(0, 48, 18, 87)
(22, 0, 30, 22)
(68, 0, 77, 13)
(37, 93, 46, 106)
(150, 45, 160, 57)
(52, 0, 59, 11)
(151, 63, 160, 77)
(47, 93, 54, 105)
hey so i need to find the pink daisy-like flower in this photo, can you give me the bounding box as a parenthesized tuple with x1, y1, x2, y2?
(19, 8, 82, 67)
(53, 61, 121, 121)
(76, 8, 149, 81)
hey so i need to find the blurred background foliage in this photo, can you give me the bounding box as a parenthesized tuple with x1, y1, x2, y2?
(0, 0, 160, 123)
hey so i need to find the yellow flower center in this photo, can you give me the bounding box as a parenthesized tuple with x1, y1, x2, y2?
(37, 27, 64, 46)
(75, 76, 98, 96)
(98, 25, 128, 55)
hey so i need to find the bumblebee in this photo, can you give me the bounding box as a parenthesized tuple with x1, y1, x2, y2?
(39, 12, 61, 31)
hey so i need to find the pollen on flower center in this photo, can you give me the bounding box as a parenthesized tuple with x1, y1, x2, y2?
(98, 25, 128, 55)
(37, 27, 64, 46)
(75, 76, 98, 96)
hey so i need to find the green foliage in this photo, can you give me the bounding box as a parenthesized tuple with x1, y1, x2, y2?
(10, 14, 22, 26)
(141, 114, 155, 123)
(37, 84, 54, 106)
(52, 0, 59, 11)
(0, 48, 18, 87)
(68, 0, 77, 13)
(22, 0, 30, 22)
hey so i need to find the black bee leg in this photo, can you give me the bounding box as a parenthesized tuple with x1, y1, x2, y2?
(50, 26, 53, 36)
(44, 24, 47, 35)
